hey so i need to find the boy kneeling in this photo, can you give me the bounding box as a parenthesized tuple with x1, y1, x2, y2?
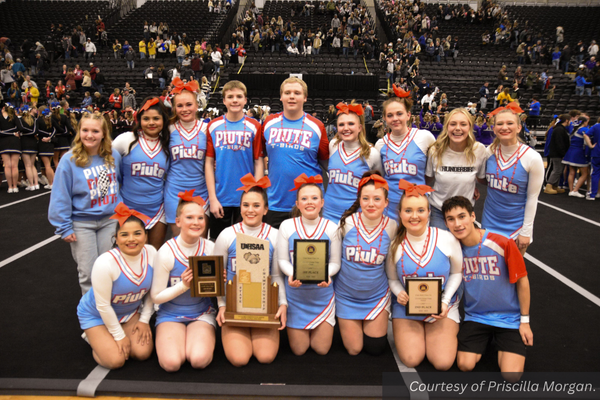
(442, 196, 533, 381)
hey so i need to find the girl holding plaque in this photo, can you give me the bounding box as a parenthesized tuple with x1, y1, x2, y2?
(385, 180, 463, 370)
(323, 102, 383, 224)
(112, 97, 171, 249)
(151, 191, 217, 372)
(77, 204, 155, 369)
(375, 85, 436, 221)
(277, 174, 342, 356)
(214, 174, 288, 366)
(334, 171, 397, 356)
(164, 78, 209, 236)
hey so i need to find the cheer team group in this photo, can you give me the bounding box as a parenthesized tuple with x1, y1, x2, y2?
(43, 76, 537, 377)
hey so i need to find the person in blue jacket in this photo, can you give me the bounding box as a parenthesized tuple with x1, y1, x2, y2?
(49, 111, 122, 295)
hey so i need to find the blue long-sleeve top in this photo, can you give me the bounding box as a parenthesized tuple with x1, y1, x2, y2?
(48, 149, 122, 238)
(575, 76, 590, 86)
(529, 101, 541, 116)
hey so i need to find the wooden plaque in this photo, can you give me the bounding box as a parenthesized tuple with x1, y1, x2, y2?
(223, 233, 280, 328)
(189, 255, 225, 297)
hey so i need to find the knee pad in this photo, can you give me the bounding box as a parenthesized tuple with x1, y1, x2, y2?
(363, 333, 388, 356)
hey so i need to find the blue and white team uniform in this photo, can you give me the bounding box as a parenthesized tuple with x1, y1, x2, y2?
(586, 123, 600, 198)
(562, 126, 590, 168)
(375, 129, 435, 220)
(387, 227, 463, 323)
(35, 117, 56, 157)
(461, 231, 527, 329)
(78, 246, 156, 339)
(482, 143, 544, 241)
(262, 113, 329, 212)
(206, 116, 263, 207)
(277, 217, 341, 330)
(0, 113, 20, 154)
(164, 120, 209, 223)
(323, 141, 382, 223)
(335, 213, 396, 320)
(213, 222, 287, 309)
(153, 237, 217, 326)
(16, 116, 38, 154)
(113, 132, 169, 229)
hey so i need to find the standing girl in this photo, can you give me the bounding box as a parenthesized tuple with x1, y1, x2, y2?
(151, 191, 216, 372)
(77, 204, 155, 369)
(375, 85, 436, 220)
(323, 102, 382, 224)
(0, 103, 21, 193)
(49, 112, 122, 294)
(112, 97, 171, 249)
(277, 174, 341, 355)
(16, 105, 39, 191)
(36, 108, 56, 189)
(386, 180, 463, 369)
(51, 101, 74, 167)
(214, 174, 287, 366)
(426, 108, 488, 230)
(481, 104, 544, 255)
(335, 172, 397, 355)
(164, 78, 209, 236)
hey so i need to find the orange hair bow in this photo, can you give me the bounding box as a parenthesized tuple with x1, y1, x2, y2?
(358, 174, 389, 191)
(110, 202, 151, 227)
(336, 102, 364, 116)
(289, 173, 323, 191)
(237, 173, 271, 192)
(139, 98, 159, 112)
(488, 102, 524, 116)
(177, 189, 206, 207)
(170, 77, 199, 95)
(398, 179, 434, 197)
(392, 83, 411, 98)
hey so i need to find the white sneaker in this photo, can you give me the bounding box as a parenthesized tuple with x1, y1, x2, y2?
(25, 186, 35, 191)
(569, 191, 585, 198)
(13, 187, 19, 193)
(34, 185, 40, 190)
(7, 188, 14, 193)
(585, 194, 596, 201)
(18, 179, 29, 188)
(44, 184, 53, 190)
(38, 175, 49, 185)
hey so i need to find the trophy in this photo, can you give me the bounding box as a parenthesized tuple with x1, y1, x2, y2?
(189, 256, 225, 297)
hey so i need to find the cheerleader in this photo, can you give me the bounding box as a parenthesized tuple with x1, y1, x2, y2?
(323, 102, 382, 224)
(164, 78, 209, 236)
(206, 81, 264, 240)
(16, 105, 39, 191)
(375, 85, 435, 220)
(112, 97, 171, 249)
(478, 116, 495, 146)
(562, 115, 590, 197)
(277, 174, 341, 355)
(151, 191, 216, 372)
(335, 171, 397, 355)
(426, 108, 488, 230)
(214, 174, 287, 366)
(77, 204, 155, 369)
(481, 104, 544, 255)
(48, 112, 122, 294)
(0, 103, 21, 193)
(50, 101, 75, 167)
(386, 180, 463, 370)
(36, 108, 56, 189)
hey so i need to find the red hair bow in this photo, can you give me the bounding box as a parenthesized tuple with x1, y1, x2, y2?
(398, 179, 434, 197)
(392, 83, 411, 98)
(358, 174, 389, 192)
(110, 202, 151, 227)
(488, 102, 524, 116)
(336, 102, 364, 116)
(177, 189, 206, 207)
(140, 98, 159, 112)
(237, 173, 271, 192)
(170, 77, 199, 95)
(289, 173, 323, 191)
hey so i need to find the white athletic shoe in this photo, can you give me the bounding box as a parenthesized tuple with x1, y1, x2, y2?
(13, 187, 19, 193)
(44, 184, 53, 190)
(7, 188, 14, 193)
(34, 185, 40, 190)
(585, 194, 596, 201)
(38, 175, 49, 185)
(25, 186, 35, 191)
(569, 191, 585, 198)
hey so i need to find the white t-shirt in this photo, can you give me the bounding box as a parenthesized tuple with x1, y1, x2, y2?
(426, 142, 488, 210)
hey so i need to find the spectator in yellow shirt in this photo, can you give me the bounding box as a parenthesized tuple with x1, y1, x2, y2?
(139, 39, 147, 59)
(496, 87, 514, 106)
(147, 39, 156, 59)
